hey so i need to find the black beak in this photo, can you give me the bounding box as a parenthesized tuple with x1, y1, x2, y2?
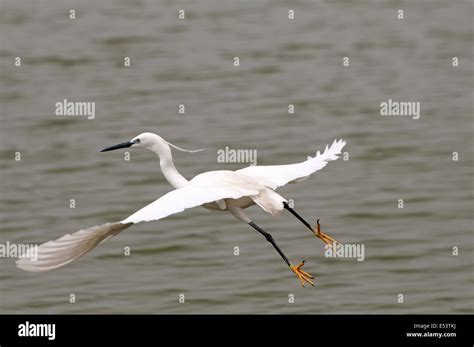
(100, 141, 134, 152)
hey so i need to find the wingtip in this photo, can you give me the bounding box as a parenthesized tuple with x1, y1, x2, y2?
(15, 258, 41, 272)
(333, 138, 346, 149)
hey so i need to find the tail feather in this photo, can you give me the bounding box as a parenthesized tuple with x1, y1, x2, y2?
(16, 222, 132, 272)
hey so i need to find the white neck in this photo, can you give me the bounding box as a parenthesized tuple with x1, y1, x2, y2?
(151, 141, 189, 189)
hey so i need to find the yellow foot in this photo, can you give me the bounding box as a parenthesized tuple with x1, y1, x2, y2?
(314, 219, 340, 248)
(290, 260, 314, 287)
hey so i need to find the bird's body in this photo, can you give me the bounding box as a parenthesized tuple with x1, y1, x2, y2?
(16, 132, 346, 286)
(194, 171, 260, 212)
(190, 170, 284, 216)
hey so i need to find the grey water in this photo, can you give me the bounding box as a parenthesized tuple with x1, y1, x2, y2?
(0, 0, 472, 313)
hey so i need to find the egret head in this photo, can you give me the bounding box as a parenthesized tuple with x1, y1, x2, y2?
(100, 132, 203, 154)
(100, 132, 157, 152)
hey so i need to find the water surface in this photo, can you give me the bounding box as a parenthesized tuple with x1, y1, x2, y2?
(1, 0, 472, 313)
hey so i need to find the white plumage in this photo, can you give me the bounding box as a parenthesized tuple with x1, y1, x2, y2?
(122, 171, 261, 224)
(16, 133, 345, 272)
(237, 139, 346, 189)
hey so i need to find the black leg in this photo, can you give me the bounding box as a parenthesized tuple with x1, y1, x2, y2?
(248, 221, 315, 287)
(284, 202, 340, 247)
(283, 202, 314, 233)
(248, 221, 291, 267)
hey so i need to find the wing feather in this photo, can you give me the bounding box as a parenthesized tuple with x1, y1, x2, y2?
(121, 183, 259, 224)
(16, 222, 132, 272)
(17, 174, 261, 272)
(236, 139, 346, 189)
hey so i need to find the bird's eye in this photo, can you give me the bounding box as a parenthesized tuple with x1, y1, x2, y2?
(135, 138, 140, 144)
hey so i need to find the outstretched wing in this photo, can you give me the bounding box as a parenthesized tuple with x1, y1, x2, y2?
(16, 182, 260, 272)
(236, 139, 346, 190)
(16, 222, 133, 272)
(121, 182, 259, 224)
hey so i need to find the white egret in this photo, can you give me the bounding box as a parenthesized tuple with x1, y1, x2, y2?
(16, 132, 346, 287)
